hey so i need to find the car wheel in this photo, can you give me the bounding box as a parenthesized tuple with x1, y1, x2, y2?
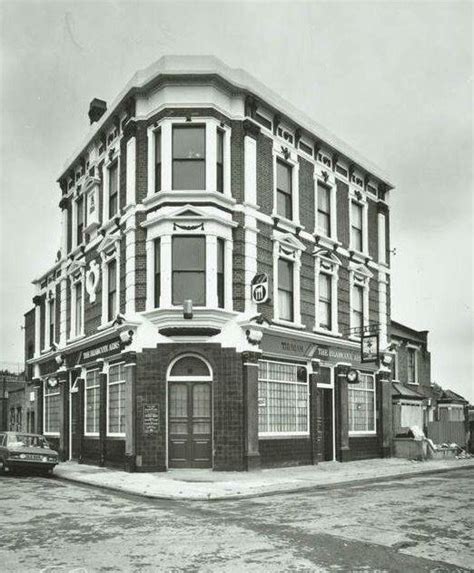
(0, 459, 8, 475)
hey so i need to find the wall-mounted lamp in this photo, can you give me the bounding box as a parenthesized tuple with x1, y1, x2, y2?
(183, 300, 193, 320)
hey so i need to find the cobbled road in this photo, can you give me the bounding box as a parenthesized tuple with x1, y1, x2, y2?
(0, 467, 472, 572)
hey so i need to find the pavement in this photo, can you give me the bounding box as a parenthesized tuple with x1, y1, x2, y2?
(53, 456, 474, 501)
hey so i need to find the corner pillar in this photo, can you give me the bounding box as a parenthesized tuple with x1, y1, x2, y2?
(242, 352, 260, 470)
(378, 368, 392, 458)
(124, 354, 137, 472)
(335, 364, 350, 462)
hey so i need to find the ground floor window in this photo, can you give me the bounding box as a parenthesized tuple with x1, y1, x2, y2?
(85, 370, 100, 435)
(44, 385, 60, 434)
(108, 363, 126, 435)
(258, 360, 308, 436)
(348, 373, 376, 434)
(400, 401, 423, 428)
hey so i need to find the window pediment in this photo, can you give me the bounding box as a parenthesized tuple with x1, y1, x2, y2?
(273, 231, 305, 253)
(313, 248, 341, 266)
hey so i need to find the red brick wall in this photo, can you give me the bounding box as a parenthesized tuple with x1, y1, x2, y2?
(256, 133, 273, 215)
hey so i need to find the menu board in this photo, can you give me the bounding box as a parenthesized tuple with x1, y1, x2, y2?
(143, 404, 160, 435)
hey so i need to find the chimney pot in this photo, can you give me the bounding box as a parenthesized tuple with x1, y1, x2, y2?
(88, 98, 107, 124)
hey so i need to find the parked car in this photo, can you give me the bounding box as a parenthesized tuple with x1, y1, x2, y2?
(0, 432, 59, 476)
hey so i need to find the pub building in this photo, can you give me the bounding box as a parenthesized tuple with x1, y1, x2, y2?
(24, 56, 394, 471)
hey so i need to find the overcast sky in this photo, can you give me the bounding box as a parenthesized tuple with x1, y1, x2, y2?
(1, 1, 472, 401)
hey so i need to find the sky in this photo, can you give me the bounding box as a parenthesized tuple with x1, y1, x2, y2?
(0, 1, 472, 401)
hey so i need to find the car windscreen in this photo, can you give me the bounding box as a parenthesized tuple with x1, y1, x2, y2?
(7, 434, 49, 449)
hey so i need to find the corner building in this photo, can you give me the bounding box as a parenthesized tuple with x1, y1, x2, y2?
(25, 56, 394, 471)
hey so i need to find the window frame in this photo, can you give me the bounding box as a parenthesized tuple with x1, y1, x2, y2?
(154, 238, 161, 308)
(258, 359, 310, 438)
(107, 258, 118, 322)
(108, 160, 119, 219)
(277, 258, 294, 323)
(107, 362, 126, 437)
(76, 195, 84, 246)
(155, 128, 162, 193)
(84, 369, 100, 437)
(172, 124, 207, 191)
(43, 382, 60, 436)
(171, 235, 207, 307)
(407, 347, 418, 384)
(216, 128, 225, 194)
(272, 234, 303, 326)
(217, 237, 225, 309)
(276, 158, 293, 221)
(348, 372, 376, 436)
(351, 200, 364, 253)
(316, 181, 332, 238)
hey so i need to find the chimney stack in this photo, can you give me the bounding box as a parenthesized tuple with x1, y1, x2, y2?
(88, 98, 107, 124)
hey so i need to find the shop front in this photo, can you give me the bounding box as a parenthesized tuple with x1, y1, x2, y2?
(257, 331, 392, 466)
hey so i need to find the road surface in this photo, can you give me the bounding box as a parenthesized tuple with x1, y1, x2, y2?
(0, 468, 472, 572)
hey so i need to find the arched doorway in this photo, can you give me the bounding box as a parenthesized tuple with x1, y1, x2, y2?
(167, 355, 213, 469)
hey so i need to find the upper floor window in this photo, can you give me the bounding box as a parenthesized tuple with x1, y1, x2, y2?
(49, 298, 55, 346)
(351, 201, 363, 252)
(278, 258, 294, 322)
(109, 162, 118, 218)
(107, 259, 117, 321)
(74, 282, 83, 337)
(276, 160, 293, 220)
(318, 273, 332, 331)
(217, 238, 225, 309)
(407, 348, 417, 384)
(76, 196, 84, 245)
(351, 283, 364, 332)
(172, 236, 206, 306)
(317, 183, 331, 237)
(154, 239, 161, 308)
(216, 128, 224, 193)
(172, 126, 206, 190)
(155, 130, 162, 193)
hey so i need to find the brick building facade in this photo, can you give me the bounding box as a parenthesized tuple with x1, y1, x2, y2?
(25, 56, 394, 471)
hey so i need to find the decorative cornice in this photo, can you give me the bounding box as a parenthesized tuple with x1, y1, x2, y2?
(242, 118, 260, 139)
(58, 196, 69, 210)
(123, 119, 137, 138)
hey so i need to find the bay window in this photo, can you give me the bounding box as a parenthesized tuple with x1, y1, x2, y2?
(109, 162, 118, 218)
(276, 159, 293, 220)
(216, 128, 224, 193)
(351, 201, 363, 252)
(155, 129, 162, 193)
(348, 373, 376, 434)
(278, 258, 294, 322)
(108, 363, 126, 436)
(172, 125, 206, 190)
(172, 236, 206, 306)
(217, 238, 225, 309)
(154, 239, 161, 308)
(44, 383, 60, 435)
(317, 182, 331, 237)
(85, 369, 100, 435)
(258, 360, 309, 436)
(107, 259, 117, 321)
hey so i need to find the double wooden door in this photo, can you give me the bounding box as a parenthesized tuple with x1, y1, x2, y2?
(168, 382, 212, 468)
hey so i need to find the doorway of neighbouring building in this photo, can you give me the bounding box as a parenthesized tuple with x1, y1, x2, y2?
(167, 355, 213, 469)
(321, 388, 334, 461)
